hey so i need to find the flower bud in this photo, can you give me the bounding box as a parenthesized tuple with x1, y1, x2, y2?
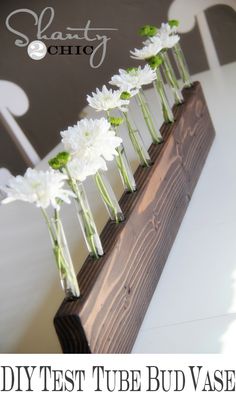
(139, 25, 158, 37)
(146, 55, 163, 69)
(168, 19, 179, 28)
(49, 152, 71, 170)
(126, 67, 138, 73)
(108, 116, 124, 127)
(120, 91, 132, 100)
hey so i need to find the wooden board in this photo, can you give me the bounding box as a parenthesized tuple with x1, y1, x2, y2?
(54, 82, 215, 353)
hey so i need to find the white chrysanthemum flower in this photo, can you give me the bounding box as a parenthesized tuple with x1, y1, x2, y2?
(1, 168, 74, 210)
(160, 32, 180, 48)
(150, 31, 180, 49)
(61, 117, 122, 164)
(130, 38, 162, 60)
(87, 85, 129, 112)
(110, 65, 156, 93)
(67, 155, 107, 182)
(160, 22, 177, 35)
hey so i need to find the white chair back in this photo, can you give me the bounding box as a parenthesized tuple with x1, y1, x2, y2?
(0, 80, 40, 167)
(169, 0, 236, 70)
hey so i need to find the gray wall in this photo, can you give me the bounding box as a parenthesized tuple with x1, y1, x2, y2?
(0, 0, 236, 174)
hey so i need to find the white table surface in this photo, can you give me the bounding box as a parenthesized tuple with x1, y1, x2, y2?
(0, 62, 235, 353)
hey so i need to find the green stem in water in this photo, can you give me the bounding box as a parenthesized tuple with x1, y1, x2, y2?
(40, 207, 56, 244)
(160, 51, 183, 105)
(106, 111, 136, 192)
(115, 146, 135, 192)
(154, 69, 174, 123)
(65, 166, 99, 259)
(123, 112, 150, 167)
(173, 42, 192, 88)
(137, 91, 163, 144)
(41, 207, 80, 298)
(53, 209, 69, 277)
(95, 171, 122, 224)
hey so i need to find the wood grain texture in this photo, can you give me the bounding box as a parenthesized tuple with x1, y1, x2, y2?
(54, 82, 215, 353)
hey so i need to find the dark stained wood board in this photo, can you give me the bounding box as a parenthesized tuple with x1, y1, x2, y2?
(54, 82, 215, 353)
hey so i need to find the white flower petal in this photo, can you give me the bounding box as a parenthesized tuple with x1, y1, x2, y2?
(1, 168, 73, 210)
(130, 39, 163, 60)
(61, 118, 123, 167)
(110, 65, 156, 92)
(150, 32, 180, 49)
(87, 85, 130, 112)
